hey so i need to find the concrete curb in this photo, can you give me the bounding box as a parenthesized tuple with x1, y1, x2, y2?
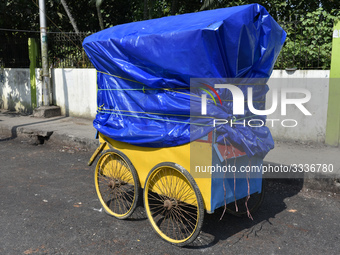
(0, 121, 99, 151)
(0, 112, 99, 151)
(49, 132, 99, 151)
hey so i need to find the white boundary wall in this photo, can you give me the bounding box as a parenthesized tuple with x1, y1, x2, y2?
(0, 68, 97, 119)
(0, 68, 330, 142)
(267, 70, 330, 143)
(0, 68, 33, 113)
(52, 68, 97, 118)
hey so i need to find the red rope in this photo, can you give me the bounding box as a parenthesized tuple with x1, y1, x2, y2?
(245, 159, 253, 220)
(220, 136, 238, 220)
(219, 136, 229, 220)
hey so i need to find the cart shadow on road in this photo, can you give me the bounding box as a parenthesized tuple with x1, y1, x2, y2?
(122, 179, 303, 249)
(184, 180, 302, 249)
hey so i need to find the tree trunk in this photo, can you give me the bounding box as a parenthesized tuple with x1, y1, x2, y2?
(148, 0, 155, 20)
(200, 0, 215, 11)
(96, 5, 104, 30)
(171, 0, 178, 15)
(144, 0, 148, 20)
(60, 0, 79, 33)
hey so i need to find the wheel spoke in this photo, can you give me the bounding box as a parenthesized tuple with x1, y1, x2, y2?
(148, 192, 165, 203)
(151, 206, 166, 217)
(169, 209, 186, 240)
(174, 206, 198, 226)
(155, 170, 169, 196)
(176, 203, 198, 219)
(176, 208, 195, 236)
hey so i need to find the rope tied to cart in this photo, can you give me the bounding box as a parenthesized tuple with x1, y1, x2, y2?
(219, 135, 254, 221)
(96, 70, 266, 103)
(246, 160, 254, 220)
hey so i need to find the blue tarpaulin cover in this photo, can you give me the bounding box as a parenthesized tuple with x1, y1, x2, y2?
(83, 3, 286, 158)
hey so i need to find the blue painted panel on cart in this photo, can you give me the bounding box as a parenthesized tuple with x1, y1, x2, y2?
(210, 153, 263, 212)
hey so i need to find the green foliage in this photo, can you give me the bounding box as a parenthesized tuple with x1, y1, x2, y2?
(199, 0, 339, 69)
(0, 0, 40, 31)
(0, 0, 339, 69)
(275, 8, 338, 69)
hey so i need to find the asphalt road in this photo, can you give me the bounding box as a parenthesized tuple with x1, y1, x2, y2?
(0, 136, 339, 255)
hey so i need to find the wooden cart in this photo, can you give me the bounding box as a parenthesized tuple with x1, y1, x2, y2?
(88, 131, 264, 246)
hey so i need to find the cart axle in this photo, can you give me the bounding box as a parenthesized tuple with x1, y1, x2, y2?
(164, 199, 177, 210)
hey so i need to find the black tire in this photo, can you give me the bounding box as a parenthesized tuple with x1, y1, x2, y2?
(95, 149, 140, 219)
(144, 162, 204, 246)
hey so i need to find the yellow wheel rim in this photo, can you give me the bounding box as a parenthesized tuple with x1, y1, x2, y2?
(144, 165, 201, 244)
(95, 151, 137, 218)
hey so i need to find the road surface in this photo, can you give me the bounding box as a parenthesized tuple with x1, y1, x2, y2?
(0, 136, 339, 254)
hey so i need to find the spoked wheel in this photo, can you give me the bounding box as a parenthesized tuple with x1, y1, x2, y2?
(225, 179, 265, 217)
(144, 162, 204, 246)
(95, 149, 140, 219)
